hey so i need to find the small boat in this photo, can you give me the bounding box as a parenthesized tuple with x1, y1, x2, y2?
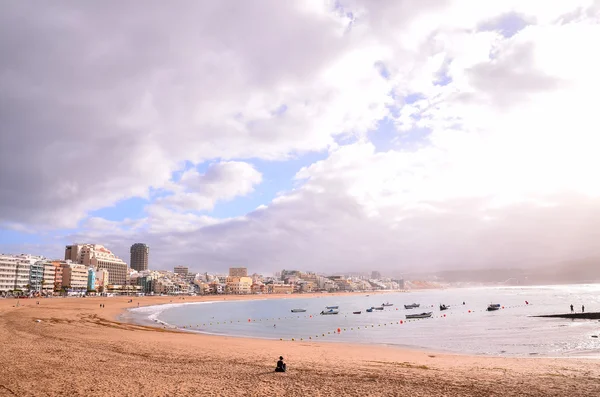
(373, 306, 384, 310)
(366, 308, 374, 312)
(382, 302, 393, 307)
(291, 309, 306, 313)
(404, 303, 420, 309)
(320, 310, 339, 315)
(353, 311, 362, 314)
(326, 306, 339, 309)
(487, 304, 500, 311)
(406, 312, 433, 319)
(439, 304, 449, 311)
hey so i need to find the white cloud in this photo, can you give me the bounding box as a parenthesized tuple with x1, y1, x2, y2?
(159, 161, 263, 212)
(4, 0, 600, 273)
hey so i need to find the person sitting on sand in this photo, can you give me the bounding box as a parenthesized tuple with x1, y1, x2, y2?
(275, 356, 286, 372)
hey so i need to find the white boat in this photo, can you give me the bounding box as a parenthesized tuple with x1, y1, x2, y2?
(405, 312, 432, 319)
(404, 303, 420, 309)
(320, 309, 339, 315)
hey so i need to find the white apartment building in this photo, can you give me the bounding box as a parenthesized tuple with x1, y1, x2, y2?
(61, 263, 88, 291)
(65, 244, 128, 285)
(0, 254, 43, 293)
(42, 263, 56, 293)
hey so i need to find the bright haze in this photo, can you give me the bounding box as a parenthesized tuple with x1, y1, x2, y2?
(1, 1, 600, 274)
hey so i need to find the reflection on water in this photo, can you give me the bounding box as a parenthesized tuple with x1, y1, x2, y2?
(128, 285, 600, 357)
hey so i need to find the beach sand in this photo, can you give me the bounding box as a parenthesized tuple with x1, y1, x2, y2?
(1, 295, 599, 397)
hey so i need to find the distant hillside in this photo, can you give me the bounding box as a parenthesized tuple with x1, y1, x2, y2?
(427, 258, 600, 285)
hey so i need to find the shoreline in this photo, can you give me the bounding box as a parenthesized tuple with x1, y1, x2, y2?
(121, 295, 600, 360)
(1, 295, 600, 396)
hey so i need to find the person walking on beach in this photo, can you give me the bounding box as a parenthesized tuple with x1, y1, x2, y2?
(570, 304, 574, 313)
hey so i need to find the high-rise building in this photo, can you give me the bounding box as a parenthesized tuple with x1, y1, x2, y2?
(65, 244, 128, 285)
(130, 243, 149, 272)
(229, 267, 248, 277)
(174, 266, 188, 276)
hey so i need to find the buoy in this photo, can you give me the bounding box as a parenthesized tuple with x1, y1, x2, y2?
(337, 328, 341, 333)
(502, 306, 505, 309)
(443, 314, 446, 317)
(292, 338, 295, 341)
(400, 320, 403, 324)
(468, 310, 471, 313)
(248, 319, 251, 322)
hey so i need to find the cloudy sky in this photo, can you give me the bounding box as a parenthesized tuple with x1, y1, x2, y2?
(1, 0, 600, 274)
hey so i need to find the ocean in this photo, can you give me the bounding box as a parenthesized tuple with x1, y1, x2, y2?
(124, 284, 600, 357)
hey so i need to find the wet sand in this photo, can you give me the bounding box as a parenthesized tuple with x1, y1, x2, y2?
(1, 295, 599, 396)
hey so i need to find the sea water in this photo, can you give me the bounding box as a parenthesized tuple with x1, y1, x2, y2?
(125, 285, 600, 357)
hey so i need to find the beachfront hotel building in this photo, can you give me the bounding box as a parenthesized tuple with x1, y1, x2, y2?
(226, 276, 252, 294)
(42, 262, 56, 293)
(0, 254, 43, 293)
(65, 244, 128, 285)
(87, 268, 96, 292)
(61, 263, 88, 292)
(95, 269, 109, 293)
(174, 266, 188, 276)
(29, 260, 45, 292)
(229, 267, 248, 277)
(130, 243, 149, 272)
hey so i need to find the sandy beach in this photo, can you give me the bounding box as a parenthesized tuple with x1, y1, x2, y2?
(1, 295, 600, 397)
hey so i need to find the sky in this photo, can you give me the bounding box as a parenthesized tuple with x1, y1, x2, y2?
(1, 0, 600, 274)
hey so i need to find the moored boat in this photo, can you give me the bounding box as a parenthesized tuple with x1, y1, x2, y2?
(406, 312, 433, 319)
(404, 303, 420, 309)
(320, 309, 339, 315)
(326, 306, 339, 309)
(291, 309, 306, 313)
(353, 311, 362, 314)
(382, 302, 393, 307)
(366, 308, 374, 312)
(487, 304, 501, 311)
(439, 304, 449, 311)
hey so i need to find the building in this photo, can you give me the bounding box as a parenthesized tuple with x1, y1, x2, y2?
(87, 268, 96, 292)
(52, 262, 64, 292)
(0, 255, 31, 293)
(42, 263, 56, 293)
(229, 267, 248, 277)
(95, 269, 109, 293)
(29, 260, 45, 293)
(61, 263, 88, 292)
(65, 244, 128, 285)
(268, 284, 294, 294)
(226, 276, 252, 294)
(130, 243, 149, 272)
(174, 266, 188, 276)
(371, 271, 382, 279)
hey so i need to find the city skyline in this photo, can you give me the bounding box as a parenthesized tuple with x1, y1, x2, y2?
(2, 2, 600, 274)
